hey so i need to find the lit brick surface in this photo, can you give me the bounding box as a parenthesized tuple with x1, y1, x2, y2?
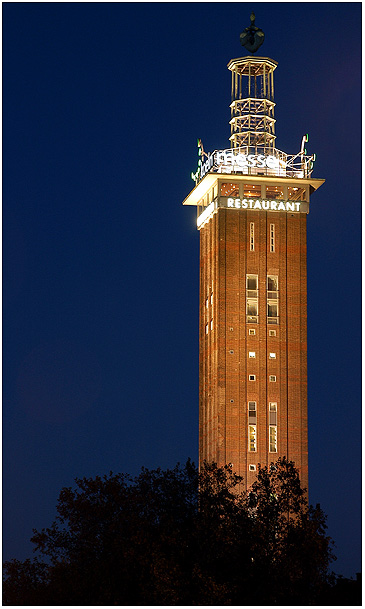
(199, 208, 308, 491)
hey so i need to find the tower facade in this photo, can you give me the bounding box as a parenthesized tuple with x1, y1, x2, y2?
(183, 45, 324, 490)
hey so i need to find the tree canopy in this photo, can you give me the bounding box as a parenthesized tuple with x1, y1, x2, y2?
(3, 458, 337, 605)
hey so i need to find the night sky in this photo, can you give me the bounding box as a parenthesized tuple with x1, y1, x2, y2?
(4, 2, 361, 579)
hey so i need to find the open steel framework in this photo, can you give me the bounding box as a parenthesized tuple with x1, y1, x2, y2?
(229, 56, 277, 150)
(192, 56, 315, 188)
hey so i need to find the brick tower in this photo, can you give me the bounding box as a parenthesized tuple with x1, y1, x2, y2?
(182, 22, 324, 491)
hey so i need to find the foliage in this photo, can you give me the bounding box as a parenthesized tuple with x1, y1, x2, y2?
(3, 458, 336, 605)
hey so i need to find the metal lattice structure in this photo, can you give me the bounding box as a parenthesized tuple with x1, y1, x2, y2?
(228, 56, 277, 150)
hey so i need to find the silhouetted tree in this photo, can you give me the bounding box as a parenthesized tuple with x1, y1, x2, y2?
(3, 458, 336, 605)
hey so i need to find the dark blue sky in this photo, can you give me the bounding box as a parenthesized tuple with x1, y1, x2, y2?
(4, 3, 361, 578)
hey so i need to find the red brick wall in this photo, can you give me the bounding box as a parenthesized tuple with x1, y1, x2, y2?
(199, 208, 308, 491)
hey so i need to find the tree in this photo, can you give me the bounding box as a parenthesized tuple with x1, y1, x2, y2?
(3, 458, 336, 605)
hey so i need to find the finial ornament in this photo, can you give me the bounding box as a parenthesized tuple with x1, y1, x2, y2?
(240, 12, 265, 53)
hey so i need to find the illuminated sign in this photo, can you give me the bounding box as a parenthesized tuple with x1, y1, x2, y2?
(191, 135, 315, 184)
(198, 152, 215, 180)
(191, 139, 214, 182)
(226, 197, 303, 212)
(215, 151, 283, 172)
(197, 197, 308, 228)
(193, 148, 287, 182)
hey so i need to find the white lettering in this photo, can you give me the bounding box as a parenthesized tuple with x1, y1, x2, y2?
(196, 149, 288, 181)
(235, 154, 248, 167)
(216, 151, 225, 165)
(247, 154, 256, 168)
(256, 155, 266, 168)
(225, 151, 234, 164)
(222, 198, 305, 214)
(266, 155, 279, 169)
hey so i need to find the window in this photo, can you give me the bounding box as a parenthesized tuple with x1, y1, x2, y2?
(249, 329, 256, 336)
(249, 374, 256, 381)
(250, 222, 255, 251)
(249, 464, 256, 472)
(269, 329, 276, 337)
(269, 425, 277, 452)
(269, 352, 276, 359)
(267, 275, 278, 294)
(246, 274, 258, 323)
(210, 319, 213, 331)
(266, 185, 284, 200)
(243, 183, 261, 198)
(270, 224, 275, 253)
(247, 300, 258, 322)
(247, 300, 258, 315)
(267, 303, 278, 317)
(205, 323, 208, 334)
(248, 401, 257, 414)
(269, 402, 277, 425)
(249, 351, 256, 358)
(210, 293, 213, 305)
(246, 274, 258, 292)
(248, 402, 257, 425)
(248, 425, 257, 452)
(269, 375, 276, 382)
(267, 275, 279, 325)
(205, 297, 209, 309)
(288, 186, 306, 202)
(221, 182, 239, 197)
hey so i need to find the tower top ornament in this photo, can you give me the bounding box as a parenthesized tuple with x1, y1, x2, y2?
(240, 12, 265, 53)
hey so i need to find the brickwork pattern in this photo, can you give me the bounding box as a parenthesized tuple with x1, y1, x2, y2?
(199, 208, 308, 491)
